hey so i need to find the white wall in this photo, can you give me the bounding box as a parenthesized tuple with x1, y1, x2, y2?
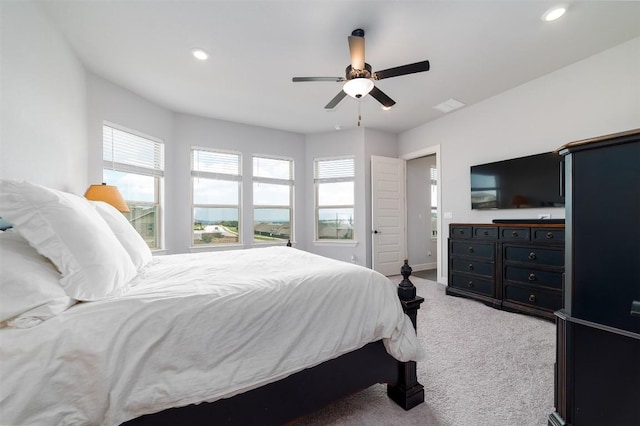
(399, 36, 640, 283)
(0, 1, 87, 194)
(173, 113, 305, 254)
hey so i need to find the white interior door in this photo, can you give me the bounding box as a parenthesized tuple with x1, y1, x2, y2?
(371, 155, 406, 276)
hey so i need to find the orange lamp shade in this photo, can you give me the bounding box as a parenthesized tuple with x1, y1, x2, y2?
(511, 195, 528, 208)
(84, 183, 130, 213)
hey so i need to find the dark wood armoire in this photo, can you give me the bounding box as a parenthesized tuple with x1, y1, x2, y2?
(549, 129, 640, 426)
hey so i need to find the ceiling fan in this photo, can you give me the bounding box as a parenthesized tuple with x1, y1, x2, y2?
(292, 29, 430, 110)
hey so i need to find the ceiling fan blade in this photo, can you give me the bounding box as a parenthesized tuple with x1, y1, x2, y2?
(325, 91, 347, 109)
(348, 30, 365, 70)
(374, 60, 430, 80)
(292, 77, 344, 82)
(369, 86, 396, 108)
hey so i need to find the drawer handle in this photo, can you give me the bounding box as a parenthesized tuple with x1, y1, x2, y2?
(468, 264, 474, 271)
(459, 230, 465, 235)
(483, 231, 489, 236)
(546, 232, 554, 239)
(528, 252, 537, 260)
(468, 281, 474, 288)
(512, 231, 518, 237)
(528, 273, 537, 281)
(468, 246, 474, 253)
(529, 294, 537, 303)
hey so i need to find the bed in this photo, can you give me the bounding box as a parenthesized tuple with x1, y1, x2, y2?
(0, 179, 424, 426)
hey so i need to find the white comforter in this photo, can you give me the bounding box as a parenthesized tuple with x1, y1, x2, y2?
(0, 247, 422, 426)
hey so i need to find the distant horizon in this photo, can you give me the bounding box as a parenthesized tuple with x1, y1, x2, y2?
(194, 208, 353, 224)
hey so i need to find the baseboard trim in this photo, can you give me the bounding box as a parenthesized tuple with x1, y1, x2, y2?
(411, 263, 436, 272)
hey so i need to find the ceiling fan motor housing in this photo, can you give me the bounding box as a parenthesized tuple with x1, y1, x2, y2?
(345, 63, 372, 79)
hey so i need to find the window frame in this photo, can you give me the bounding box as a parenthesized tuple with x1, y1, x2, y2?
(313, 156, 356, 242)
(252, 155, 294, 244)
(102, 121, 164, 249)
(190, 147, 242, 247)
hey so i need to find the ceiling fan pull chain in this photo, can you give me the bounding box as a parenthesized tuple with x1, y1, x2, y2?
(358, 99, 362, 127)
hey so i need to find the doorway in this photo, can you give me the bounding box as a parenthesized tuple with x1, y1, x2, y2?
(402, 146, 442, 283)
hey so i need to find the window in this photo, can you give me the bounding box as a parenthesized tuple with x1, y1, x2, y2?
(430, 166, 438, 238)
(191, 148, 241, 245)
(314, 157, 355, 241)
(253, 156, 294, 243)
(103, 123, 163, 249)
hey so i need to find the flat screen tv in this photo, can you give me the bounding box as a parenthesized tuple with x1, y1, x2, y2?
(470, 152, 564, 210)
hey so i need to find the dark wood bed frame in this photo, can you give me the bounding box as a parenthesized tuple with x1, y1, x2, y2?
(123, 260, 424, 425)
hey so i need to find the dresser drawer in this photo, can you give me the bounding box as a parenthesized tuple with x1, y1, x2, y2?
(504, 266, 563, 289)
(500, 227, 530, 241)
(451, 258, 494, 277)
(450, 241, 494, 259)
(473, 226, 498, 239)
(450, 226, 472, 238)
(532, 227, 565, 243)
(504, 285, 562, 312)
(450, 274, 493, 297)
(503, 245, 564, 267)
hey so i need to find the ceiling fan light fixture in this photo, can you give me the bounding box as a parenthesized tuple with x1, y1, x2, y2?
(343, 78, 374, 99)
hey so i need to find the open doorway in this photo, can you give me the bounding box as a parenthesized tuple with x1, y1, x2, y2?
(402, 145, 441, 283)
(406, 155, 437, 281)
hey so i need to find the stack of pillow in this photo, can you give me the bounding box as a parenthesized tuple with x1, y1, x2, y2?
(0, 179, 153, 328)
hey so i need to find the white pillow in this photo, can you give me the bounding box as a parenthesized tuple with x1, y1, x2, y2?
(0, 230, 75, 328)
(0, 179, 137, 301)
(91, 201, 153, 271)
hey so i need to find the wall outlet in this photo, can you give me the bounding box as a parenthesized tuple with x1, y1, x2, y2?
(350, 255, 356, 263)
(444, 212, 453, 219)
(428, 251, 432, 257)
(538, 213, 551, 219)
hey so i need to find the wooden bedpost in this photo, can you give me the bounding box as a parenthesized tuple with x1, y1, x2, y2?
(387, 259, 425, 410)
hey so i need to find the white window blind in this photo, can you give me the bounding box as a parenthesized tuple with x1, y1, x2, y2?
(192, 149, 241, 181)
(103, 124, 164, 176)
(314, 157, 355, 182)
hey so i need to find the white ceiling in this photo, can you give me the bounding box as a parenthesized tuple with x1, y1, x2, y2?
(40, 1, 640, 135)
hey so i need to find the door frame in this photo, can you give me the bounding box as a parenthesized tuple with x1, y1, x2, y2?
(400, 145, 443, 283)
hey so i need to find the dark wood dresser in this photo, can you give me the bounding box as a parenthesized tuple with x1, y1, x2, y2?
(549, 129, 640, 426)
(447, 222, 565, 320)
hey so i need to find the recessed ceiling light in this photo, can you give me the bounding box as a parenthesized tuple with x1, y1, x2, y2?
(433, 98, 465, 113)
(191, 48, 209, 60)
(542, 5, 567, 22)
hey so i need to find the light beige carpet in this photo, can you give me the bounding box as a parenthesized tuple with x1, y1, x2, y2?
(291, 276, 555, 426)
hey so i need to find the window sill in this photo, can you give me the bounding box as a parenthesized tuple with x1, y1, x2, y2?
(252, 241, 294, 247)
(313, 240, 359, 248)
(189, 243, 245, 253)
